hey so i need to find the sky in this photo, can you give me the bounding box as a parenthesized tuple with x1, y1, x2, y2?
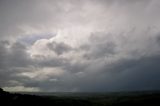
(0, 0, 160, 92)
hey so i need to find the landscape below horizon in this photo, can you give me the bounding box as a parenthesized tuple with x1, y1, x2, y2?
(1, 88, 160, 106)
(13, 90, 160, 97)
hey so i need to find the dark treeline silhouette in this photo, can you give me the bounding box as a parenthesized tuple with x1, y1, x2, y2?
(1, 88, 160, 106)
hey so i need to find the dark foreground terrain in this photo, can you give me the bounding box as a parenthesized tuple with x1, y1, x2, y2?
(1, 88, 160, 106)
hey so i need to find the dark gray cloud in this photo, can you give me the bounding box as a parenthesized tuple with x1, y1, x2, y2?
(58, 55, 160, 92)
(0, 40, 31, 87)
(0, 41, 32, 68)
(82, 32, 117, 59)
(17, 54, 160, 92)
(99, 55, 160, 91)
(47, 41, 72, 55)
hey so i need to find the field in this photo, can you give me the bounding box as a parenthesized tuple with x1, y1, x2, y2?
(1, 89, 160, 106)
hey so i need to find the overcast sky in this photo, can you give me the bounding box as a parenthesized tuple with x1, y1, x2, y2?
(1, 0, 160, 92)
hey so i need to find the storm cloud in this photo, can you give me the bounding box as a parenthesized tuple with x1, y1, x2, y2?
(1, 0, 160, 92)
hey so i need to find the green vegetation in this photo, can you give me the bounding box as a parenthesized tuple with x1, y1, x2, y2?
(0, 88, 160, 106)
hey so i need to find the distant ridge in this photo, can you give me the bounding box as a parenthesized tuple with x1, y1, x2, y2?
(1, 88, 160, 106)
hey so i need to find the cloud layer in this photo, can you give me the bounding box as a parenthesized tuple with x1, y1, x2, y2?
(1, 0, 160, 92)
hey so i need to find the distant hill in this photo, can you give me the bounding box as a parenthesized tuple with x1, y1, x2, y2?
(1, 88, 160, 106)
